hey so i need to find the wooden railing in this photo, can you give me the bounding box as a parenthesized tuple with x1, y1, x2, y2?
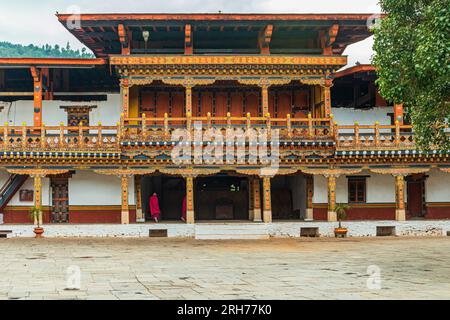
(335, 121, 415, 150)
(121, 112, 334, 142)
(0, 117, 444, 154)
(0, 122, 119, 152)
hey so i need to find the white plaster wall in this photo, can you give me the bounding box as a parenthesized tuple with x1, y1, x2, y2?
(69, 170, 135, 206)
(332, 107, 392, 126)
(366, 172, 395, 203)
(0, 170, 9, 187)
(0, 93, 121, 127)
(313, 175, 347, 204)
(332, 107, 393, 134)
(313, 175, 327, 204)
(313, 171, 397, 205)
(0, 170, 51, 207)
(426, 169, 450, 202)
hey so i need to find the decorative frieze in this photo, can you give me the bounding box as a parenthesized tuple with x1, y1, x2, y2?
(110, 55, 347, 67)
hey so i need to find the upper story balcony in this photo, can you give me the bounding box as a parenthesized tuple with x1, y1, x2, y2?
(0, 115, 444, 160)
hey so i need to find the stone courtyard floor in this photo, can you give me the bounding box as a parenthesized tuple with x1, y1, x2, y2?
(0, 237, 449, 300)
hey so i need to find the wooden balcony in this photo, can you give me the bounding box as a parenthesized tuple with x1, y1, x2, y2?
(0, 124, 119, 153)
(120, 113, 334, 145)
(0, 116, 444, 156)
(336, 123, 415, 150)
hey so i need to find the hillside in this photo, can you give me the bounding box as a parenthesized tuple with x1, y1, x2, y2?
(0, 41, 94, 58)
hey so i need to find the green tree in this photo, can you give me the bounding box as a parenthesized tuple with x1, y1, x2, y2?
(0, 41, 94, 59)
(373, 0, 450, 150)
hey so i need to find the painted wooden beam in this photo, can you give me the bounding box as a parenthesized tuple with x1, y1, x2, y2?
(259, 24, 273, 55)
(185, 24, 193, 55)
(322, 24, 339, 55)
(118, 23, 130, 55)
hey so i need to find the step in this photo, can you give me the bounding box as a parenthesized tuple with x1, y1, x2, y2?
(0, 230, 12, 239)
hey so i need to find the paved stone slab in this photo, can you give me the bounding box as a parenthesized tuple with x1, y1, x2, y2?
(0, 237, 449, 299)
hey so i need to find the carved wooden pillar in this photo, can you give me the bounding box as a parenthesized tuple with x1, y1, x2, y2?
(260, 85, 269, 116)
(326, 174, 337, 222)
(31, 67, 43, 127)
(121, 175, 130, 224)
(248, 177, 254, 221)
(120, 77, 130, 118)
(262, 176, 272, 223)
(394, 174, 406, 221)
(32, 174, 43, 226)
(252, 177, 262, 222)
(323, 79, 333, 118)
(185, 85, 193, 116)
(305, 175, 314, 221)
(134, 175, 144, 222)
(185, 176, 195, 224)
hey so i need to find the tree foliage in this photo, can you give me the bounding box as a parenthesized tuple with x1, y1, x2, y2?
(0, 41, 94, 59)
(373, 0, 450, 150)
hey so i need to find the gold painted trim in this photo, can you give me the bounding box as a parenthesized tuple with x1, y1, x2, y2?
(111, 55, 347, 66)
(369, 167, 430, 176)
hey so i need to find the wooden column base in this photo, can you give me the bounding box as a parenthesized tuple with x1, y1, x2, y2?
(253, 209, 262, 222)
(186, 210, 195, 224)
(135, 209, 145, 223)
(395, 209, 406, 221)
(248, 210, 254, 221)
(263, 210, 272, 223)
(305, 208, 314, 221)
(327, 211, 337, 222)
(121, 210, 129, 224)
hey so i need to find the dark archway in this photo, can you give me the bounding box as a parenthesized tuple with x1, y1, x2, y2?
(141, 174, 185, 221)
(194, 174, 249, 220)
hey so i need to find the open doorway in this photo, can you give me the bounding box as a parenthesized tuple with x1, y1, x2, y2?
(271, 174, 307, 219)
(141, 175, 185, 221)
(407, 174, 427, 218)
(195, 175, 249, 220)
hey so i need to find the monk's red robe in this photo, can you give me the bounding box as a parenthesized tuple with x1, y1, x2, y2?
(149, 195, 161, 219)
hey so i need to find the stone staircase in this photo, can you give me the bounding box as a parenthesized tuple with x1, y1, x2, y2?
(195, 223, 269, 240)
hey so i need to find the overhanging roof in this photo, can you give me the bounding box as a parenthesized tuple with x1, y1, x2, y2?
(57, 13, 376, 57)
(0, 58, 106, 69)
(333, 64, 376, 79)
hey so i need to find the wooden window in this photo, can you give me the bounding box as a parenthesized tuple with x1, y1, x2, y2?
(348, 177, 366, 203)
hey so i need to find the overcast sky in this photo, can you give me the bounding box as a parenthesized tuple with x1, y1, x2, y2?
(0, 0, 381, 66)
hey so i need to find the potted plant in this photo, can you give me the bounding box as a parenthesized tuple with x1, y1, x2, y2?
(29, 206, 44, 238)
(334, 203, 350, 238)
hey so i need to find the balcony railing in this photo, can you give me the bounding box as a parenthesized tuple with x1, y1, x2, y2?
(121, 113, 334, 143)
(0, 116, 441, 155)
(335, 123, 415, 150)
(0, 123, 119, 152)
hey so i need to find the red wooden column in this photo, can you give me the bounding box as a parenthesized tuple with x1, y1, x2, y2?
(31, 67, 43, 127)
(185, 85, 193, 116)
(261, 85, 269, 116)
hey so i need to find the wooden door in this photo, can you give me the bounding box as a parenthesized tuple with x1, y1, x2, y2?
(407, 175, 426, 218)
(50, 176, 69, 223)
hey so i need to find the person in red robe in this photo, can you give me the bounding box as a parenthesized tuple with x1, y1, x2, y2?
(181, 195, 187, 222)
(149, 193, 161, 222)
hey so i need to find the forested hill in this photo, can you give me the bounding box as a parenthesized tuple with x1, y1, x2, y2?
(0, 41, 94, 58)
